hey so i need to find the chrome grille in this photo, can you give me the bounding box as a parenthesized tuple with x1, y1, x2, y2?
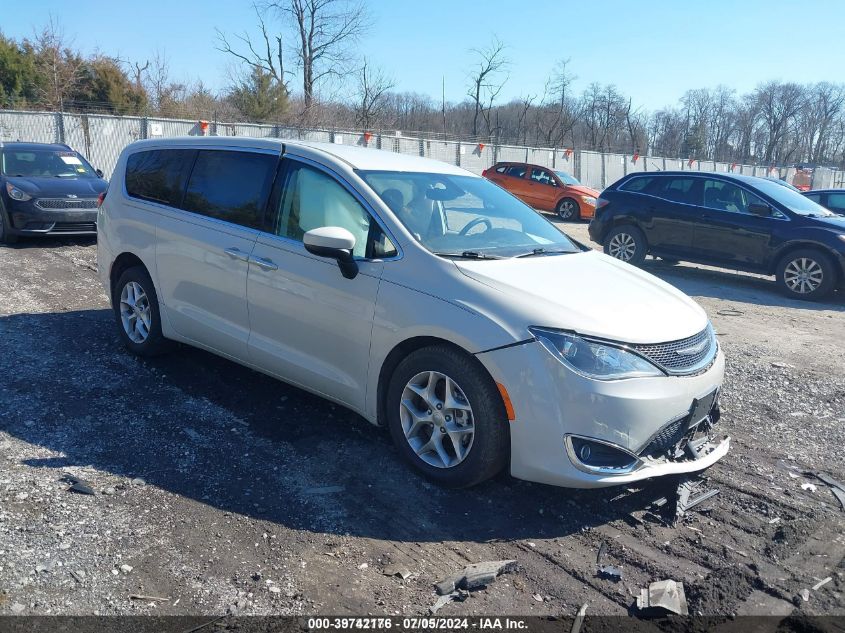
(35, 198, 98, 210)
(631, 327, 715, 374)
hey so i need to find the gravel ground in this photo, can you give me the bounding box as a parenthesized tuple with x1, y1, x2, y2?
(0, 221, 843, 619)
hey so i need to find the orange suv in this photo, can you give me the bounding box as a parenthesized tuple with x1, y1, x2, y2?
(483, 162, 599, 220)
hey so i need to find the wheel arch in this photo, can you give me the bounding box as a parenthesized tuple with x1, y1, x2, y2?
(769, 241, 843, 278)
(376, 336, 501, 428)
(109, 252, 150, 302)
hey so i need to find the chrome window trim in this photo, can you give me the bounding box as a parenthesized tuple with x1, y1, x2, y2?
(620, 173, 792, 220)
(275, 153, 404, 263)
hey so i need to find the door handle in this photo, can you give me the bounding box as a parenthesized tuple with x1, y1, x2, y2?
(224, 247, 250, 262)
(250, 256, 278, 271)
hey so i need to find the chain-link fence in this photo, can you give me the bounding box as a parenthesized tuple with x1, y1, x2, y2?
(2, 109, 844, 191)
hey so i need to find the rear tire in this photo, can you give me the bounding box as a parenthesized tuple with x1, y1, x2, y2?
(603, 225, 647, 265)
(0, 208, 19, 244)
(556, 197, 580, 221)
(112, 266, 173, 356)
(776, 249, 836, 301)
(386, 345, 509, 488)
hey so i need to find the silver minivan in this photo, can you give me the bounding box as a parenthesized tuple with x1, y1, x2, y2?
(97, 137, 729, 488)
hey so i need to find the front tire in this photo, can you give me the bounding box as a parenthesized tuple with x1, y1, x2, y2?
(112, 266, 172, 356)
(556, 197, 580, 221)
(776, 249, 836, 301)
(386, 345, 509, 488)
(603, 225, 647, 265)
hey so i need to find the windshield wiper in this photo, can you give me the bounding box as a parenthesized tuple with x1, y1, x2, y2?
(514, 248, 576, 258)
(434, 250, 503, 260)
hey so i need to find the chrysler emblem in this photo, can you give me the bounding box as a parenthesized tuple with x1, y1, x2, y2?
(675, 340, 707, 356)
(67, 194, 78, 198)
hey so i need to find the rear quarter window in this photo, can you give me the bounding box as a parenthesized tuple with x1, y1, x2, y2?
(125, 149, 195, 206)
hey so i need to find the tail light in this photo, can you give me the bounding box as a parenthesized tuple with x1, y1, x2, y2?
(97, 191, 107, 207)
(482, 169, 489, 177)
(596, 197, 610, 210)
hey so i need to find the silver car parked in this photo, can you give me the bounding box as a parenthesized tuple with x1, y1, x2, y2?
(97, 137, 729, 488)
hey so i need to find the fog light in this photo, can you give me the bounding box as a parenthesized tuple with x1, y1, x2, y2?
(568, 436, 639, 471)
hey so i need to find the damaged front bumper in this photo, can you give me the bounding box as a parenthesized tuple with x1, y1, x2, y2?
(476, 339, 729, 489)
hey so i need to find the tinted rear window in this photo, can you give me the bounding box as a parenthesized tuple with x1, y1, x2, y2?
(125, 149, 195, 206)
(619, 176, 654, 192)
(182, 150, 277, 229)
(653, 176, 698, 204)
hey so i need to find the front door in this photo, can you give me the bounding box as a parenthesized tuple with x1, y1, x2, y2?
(155, 148, 278, 361)
(689, 178, 777, 267)
(246, 159, 395, 410)
(525, 167, 559, 210)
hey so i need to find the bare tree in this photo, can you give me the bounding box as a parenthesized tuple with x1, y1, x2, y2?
(466, 37, 508, 138)
(31, 17, 86, 110)
(536, 59, 578, 147)
(216, 3, 289, 91)
(755, 81, 804, 163)
(266, 0, 369, 115)
(354, 58, 395, 129)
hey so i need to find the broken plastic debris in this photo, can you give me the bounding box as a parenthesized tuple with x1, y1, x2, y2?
(571, 603, 588, 633)
(636, 580, 689, 616)
(676, 477, 719, 520)
(435, 560, 517, 595)
(382, 565, 411, 580)
(812, 577, 832, 591)
(429, 589, 467, 614)
(597, 565, 623, 581)
(801, 483, 818, 493)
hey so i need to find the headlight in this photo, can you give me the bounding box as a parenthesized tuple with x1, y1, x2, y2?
(580, 195, 597, 205)
(838, 234, 845, 243)
(5, 183, 31, 201)
(529, 327, 663, 380)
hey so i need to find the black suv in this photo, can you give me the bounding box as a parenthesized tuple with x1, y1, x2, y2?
(588, 172, 845, 300)
(0, 142, 107, 244)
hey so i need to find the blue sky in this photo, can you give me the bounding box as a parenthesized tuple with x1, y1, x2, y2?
(4, 0, 844, 111)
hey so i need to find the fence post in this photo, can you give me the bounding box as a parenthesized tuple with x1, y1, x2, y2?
(574, 150, 581, 182)
(418, 138, 424, 157)
(455, 142, 461, 167)
(140, 116, 148, 140)
(600, 152, 607, 189)
(56, 111, 65, 144)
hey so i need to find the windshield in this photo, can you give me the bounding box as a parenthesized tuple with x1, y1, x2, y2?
(752, 177, 835, 216)
(1, 149, 98, 178)
(360, 171, 580, 258)
(554, 171, 580, 186)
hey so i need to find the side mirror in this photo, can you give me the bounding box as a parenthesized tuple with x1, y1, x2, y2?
(95, 169, 104, 178)
(303, 226, 359, 279)
(748, 203, 772, 217)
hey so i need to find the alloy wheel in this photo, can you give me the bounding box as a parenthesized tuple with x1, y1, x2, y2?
(607, 233, 636, 261)
(399, 370, 475, 469)
(783, 257, 823, 294)
(120, 281, 152, 343)
(557, 199, 576, 220)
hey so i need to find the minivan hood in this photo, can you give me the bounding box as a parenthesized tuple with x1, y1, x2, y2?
(5, 175, 107, 197)
(454, 250, 708, 345)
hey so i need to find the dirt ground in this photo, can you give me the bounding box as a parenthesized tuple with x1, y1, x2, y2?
(0, 219, 844, 620)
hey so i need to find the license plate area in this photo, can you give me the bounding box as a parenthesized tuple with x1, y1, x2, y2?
(689, 388, 719, 426)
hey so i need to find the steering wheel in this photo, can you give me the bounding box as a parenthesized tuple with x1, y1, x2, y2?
(459, 216, 493, 236)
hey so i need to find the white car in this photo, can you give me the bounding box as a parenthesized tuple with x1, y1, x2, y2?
(97, 137, 729, 488)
